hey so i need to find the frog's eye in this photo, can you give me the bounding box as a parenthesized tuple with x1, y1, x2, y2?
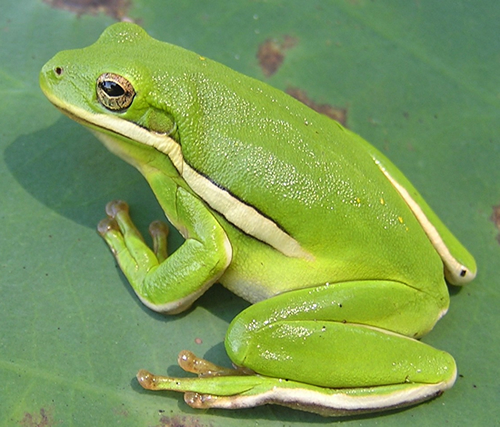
(96, 73, 135, 111)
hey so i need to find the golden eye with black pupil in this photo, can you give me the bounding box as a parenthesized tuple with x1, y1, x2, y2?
(96, 73, 135, 111)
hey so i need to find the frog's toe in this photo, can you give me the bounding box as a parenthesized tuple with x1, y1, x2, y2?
(136, 369, 156, 389)
(97, 216, 119, 236)
(105, 199, 129, 218)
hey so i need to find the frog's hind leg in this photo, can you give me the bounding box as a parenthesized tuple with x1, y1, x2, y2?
(138, 280, 457, 415)
(226, 279, 455, 384)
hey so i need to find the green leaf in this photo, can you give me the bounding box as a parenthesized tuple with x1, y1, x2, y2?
(1, 0, 498, 425)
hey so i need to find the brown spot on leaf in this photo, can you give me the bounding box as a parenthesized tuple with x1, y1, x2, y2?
(43, 0, 130, 20)
(286, 87, 347, 126)
(257, 36, 297, 77)
(113, 404, 129, 418)
(490, 204, 500, 243)
(158, 414, 210, 427)
(19, 408, 54, 427)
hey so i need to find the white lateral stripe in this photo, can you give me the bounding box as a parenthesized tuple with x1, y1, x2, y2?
(148, 133, 313, 261)
(195, 379, 454, 414)
(57, 101, 311, 260)
(375, 161, 469, 284)
(181, 162, 313, 260)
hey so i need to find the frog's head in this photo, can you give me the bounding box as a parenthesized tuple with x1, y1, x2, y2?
(39, 22, 193, 141)
(40, 23, 215, 171)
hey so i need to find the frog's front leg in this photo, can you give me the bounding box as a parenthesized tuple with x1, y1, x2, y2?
(138, 280, 456, 415)
(98, 180, 232, 314)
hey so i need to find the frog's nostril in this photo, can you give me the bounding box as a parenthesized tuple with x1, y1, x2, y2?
(54, 66, 63, 76)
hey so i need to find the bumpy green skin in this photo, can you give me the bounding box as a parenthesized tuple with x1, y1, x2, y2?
(39, 23, 476, 415)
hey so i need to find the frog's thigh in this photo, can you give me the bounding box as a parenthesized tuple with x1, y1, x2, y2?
(225, 280, 455, 389)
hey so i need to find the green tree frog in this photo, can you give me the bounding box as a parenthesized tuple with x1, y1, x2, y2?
(39, 22, 476, 416)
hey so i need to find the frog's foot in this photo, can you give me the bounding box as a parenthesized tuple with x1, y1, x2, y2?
(98, 200, 169, 263)
(137, 351, 450, 416)
(137, 351, 266, 411)
(96, 198, 231, 314)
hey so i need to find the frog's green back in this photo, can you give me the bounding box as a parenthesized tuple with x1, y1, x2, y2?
(43, 22, 447, 296)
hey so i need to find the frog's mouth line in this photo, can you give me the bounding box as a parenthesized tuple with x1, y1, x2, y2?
(44, 93, 313, 262)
